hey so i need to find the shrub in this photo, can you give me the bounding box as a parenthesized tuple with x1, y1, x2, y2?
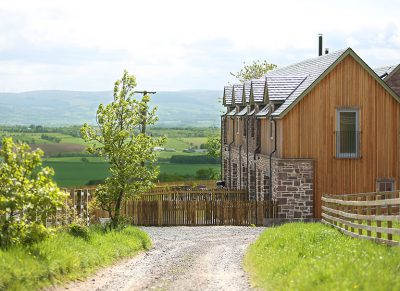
(0, 138, 67, 248)
(68, 222, 90, 240)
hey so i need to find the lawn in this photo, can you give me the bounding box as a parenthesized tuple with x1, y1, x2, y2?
(0, 226, 151, 291)
(245, 223, 400, 291)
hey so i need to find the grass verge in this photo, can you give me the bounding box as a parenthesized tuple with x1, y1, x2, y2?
(0, 226, 151, 291)
(245, 223, 400, 291)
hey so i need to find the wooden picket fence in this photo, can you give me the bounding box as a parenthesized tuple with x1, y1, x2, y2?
(61, 187, 275, 226)
(93, 200, 276, 226)
(321, 191, 400, 246)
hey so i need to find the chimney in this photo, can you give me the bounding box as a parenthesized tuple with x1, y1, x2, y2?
(318, 34, 323, 56)
(325, 48, 329, 54)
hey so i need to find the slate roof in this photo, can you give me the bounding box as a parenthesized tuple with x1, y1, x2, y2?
(266, 75, 307, 101)
(236, 107, 248, 116)
(223, 86, 233, 105)
(255, 105, 271, 117)
(243, 81, 251, 103)
(223, 48, 400, 118)
(233, 84, 244, 104)
(374, 65, 399, 80)
(226, 108, 237, 116)
(251, 79, 266, 103)
(268, 49, 347, 116)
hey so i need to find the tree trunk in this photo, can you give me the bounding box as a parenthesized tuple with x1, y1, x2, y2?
(113, 190, 124, 228)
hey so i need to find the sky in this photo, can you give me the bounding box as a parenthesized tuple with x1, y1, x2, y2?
(0, 0, 399, 92)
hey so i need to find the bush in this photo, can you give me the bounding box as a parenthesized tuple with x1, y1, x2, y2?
(195, 168, 218, 180)
(0, 138, 67, 248)
(68, 223, 90, 240)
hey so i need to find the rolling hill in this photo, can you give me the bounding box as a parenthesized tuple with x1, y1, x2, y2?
(0, 90, 223, 127)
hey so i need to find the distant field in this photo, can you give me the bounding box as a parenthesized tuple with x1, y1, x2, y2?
(43, 161, 110, 187)
(44, 160, 220, 187)
(2, 126, 221, 187)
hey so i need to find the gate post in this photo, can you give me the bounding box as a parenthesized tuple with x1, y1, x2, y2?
(157, 200, 163, 226)
(133, 201, 138, 225)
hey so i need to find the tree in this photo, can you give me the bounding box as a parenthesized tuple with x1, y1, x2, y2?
(0, 137, 66, 247)
(206, 135, 221, 159)
(230, 60, 277, 83)
(80, 70, 165, 228)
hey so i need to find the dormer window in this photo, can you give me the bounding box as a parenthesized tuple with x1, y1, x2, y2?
(336, 108, 360, 158)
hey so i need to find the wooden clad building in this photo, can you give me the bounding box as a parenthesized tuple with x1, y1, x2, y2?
(221, 48, 400, 218)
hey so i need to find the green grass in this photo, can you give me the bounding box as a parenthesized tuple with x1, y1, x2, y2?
(43, 161, 110, 187)
(245, 223, 400, 291)
(0, 226, 151, 291)
(44, 160, 220, 187)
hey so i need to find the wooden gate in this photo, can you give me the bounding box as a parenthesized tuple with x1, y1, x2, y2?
(125, 200, 275, 226)
(67, 188, 277, 226)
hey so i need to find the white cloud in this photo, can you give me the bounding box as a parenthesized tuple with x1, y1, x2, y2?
(0, 0, 399, 91)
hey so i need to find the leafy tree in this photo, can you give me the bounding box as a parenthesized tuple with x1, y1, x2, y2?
(230, 60, 277, 83)
(0, 137, 66, 247)
(206, 135, 221, 159)
(80, 70, 165, 228)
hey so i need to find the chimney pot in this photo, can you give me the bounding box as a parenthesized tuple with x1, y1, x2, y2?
(318, 34, 323, 56)
(325, 48, 329, 54)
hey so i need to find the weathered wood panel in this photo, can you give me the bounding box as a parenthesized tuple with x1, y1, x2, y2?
(280, 55, 400, 217)
(130, 200, 275, 226)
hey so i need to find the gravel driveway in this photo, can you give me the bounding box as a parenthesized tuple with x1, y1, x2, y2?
(53, 226, 265, 291)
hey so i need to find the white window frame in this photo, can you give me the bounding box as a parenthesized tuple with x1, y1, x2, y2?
(336, 108, 360, 158)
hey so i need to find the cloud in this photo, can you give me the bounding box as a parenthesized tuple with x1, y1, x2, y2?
(0, 0, 399, 91)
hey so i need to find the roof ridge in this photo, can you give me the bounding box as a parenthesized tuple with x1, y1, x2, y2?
(266, 48, 348, 76)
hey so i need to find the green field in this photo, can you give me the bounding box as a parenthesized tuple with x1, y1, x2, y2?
(1, 126, 220, 187)
(44, 160, 220, 187)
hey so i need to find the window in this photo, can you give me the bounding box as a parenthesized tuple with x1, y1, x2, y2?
(223, 119, 227, 144)
(232, 163, 238, 188)
(236, 118, 240, 134)
(256, 119, 261, 147)
(376, 179, 394, 192)
(336, 109, 360, 158)
(243, 119, 247, 136)
(250, 118, 255, 138)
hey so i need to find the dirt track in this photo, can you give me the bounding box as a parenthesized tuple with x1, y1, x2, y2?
(52, 226, 264, 291)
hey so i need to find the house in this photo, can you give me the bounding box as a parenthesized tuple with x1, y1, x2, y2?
(221, 47, 400, 219)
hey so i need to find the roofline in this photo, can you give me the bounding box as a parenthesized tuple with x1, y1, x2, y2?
(385, 64, 400, 81)
(273, 48, 400, 119)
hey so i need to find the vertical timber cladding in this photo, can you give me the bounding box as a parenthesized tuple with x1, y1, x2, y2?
(280, 55, 400, 217)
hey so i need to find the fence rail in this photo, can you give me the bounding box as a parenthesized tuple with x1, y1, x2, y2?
(321, 191, 400, 246)
(61, 187, 270, 226)
(93, 200, 276, 226)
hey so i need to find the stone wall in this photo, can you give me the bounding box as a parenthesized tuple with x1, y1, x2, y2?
(272, 158, 314, 219)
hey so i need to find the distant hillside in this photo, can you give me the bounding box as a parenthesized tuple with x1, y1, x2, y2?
(0, 90, 223, 127)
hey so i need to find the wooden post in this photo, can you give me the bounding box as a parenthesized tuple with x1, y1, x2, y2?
(366, 195, 372, 237)
(357, 197, 362, 235)
(157, 200, 163, 226)
(376, 194, 382, 239)
(387, 192, 393, 241)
